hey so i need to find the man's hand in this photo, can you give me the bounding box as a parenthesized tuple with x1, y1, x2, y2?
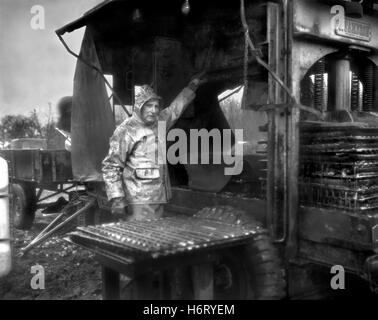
(188, 71, 207, 92)
(111, 197, 128, 220)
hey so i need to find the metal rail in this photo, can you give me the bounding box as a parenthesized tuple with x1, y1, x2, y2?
(19, 198, 96, 256)
(70, 216, 260, 260)
(300, 124, 378, 212)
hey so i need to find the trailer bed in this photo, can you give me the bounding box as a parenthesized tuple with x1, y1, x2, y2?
(0, 149, 72, 185)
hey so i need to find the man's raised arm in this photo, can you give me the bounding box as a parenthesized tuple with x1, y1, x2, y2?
(159, 73, 206, 128)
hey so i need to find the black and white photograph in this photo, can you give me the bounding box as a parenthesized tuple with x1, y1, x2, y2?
(0, 0, 377, 309)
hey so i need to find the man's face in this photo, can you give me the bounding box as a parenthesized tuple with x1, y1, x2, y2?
(141, 99, 160, 125)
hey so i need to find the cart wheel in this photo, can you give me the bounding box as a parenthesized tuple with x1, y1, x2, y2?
(10, 183, 36, 230)
(212, 235, 286, 300)
(195, 206, 287, 300)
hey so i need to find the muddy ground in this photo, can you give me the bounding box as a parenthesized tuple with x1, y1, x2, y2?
(0, 195, 102, 300)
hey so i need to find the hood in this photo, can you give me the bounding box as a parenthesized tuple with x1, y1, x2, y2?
(134, 85, 162, 119)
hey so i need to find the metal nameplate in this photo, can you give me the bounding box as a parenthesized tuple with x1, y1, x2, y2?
(336, 18, 372, 42)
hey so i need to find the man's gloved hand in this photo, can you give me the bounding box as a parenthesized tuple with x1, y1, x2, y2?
(111, 197, 128, 220)
(188, 71, 207, 92)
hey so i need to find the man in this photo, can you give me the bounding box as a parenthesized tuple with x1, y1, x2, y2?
(102, 75, 204, 221)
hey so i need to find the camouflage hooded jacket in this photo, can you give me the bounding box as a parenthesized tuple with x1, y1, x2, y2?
(102, 86, 195, 204)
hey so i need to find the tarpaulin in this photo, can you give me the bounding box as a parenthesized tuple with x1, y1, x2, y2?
(71, 27, 115, 181)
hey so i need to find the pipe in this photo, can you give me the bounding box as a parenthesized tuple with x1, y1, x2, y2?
(19, 198, 96, 256)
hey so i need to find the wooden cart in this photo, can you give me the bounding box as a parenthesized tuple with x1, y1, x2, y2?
(0, 148, 74, 229)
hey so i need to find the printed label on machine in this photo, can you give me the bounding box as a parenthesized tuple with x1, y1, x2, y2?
(335, 18, 372, 42)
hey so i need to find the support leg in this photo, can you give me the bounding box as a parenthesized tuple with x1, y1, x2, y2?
(168, 267, 192, 300)
(102, 266, 120, 300)
(134, 273, 157, 300)
(191, 263, 214, 300)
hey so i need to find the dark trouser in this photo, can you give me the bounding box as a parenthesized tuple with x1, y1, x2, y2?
(119, 203, 165, 299)
(125, 203, 164, 221)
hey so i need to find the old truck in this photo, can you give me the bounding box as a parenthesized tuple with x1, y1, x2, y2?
(47, 0, 378, 299)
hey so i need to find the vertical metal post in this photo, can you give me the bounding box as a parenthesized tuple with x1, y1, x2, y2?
(266, 0, 299, 249)
(266, 2, 287, 241)
(334, 58, 351, 111)
(267, 109, 287, 240)
(286, 104, 300, 257)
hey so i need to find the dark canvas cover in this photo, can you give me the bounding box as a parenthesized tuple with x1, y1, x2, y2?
(71, 27, 115, 181)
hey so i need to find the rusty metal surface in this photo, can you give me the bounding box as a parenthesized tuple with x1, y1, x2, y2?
(69, 216, 259, 261)
(300, 123, 378, 212)
(293, 0, 378, 50)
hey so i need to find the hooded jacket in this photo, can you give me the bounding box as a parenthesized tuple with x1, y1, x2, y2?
(102, 85, 195, 204)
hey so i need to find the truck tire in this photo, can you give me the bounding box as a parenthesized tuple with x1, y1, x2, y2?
(10, 183, 36, 230)
(195, 206, 287, 300)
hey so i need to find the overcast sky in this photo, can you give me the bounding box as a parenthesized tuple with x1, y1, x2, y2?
(0, 0, 102, 123)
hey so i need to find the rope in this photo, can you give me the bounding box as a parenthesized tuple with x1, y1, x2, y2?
(219, 86, 243, 103)
(57, 33, 131, 117)
(240, 0, 294, 103)
(239, 0, 322, 118)
(242, 29, 249, 109)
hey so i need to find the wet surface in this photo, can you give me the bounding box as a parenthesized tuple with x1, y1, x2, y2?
(1, 191, 376, 300)
(0, 192, 102, 300)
